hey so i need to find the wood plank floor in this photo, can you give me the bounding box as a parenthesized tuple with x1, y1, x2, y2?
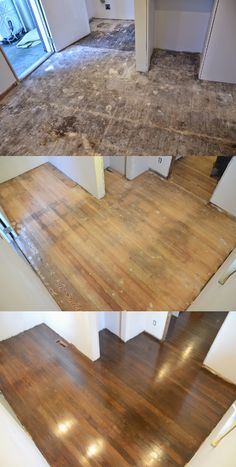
(0, 161, 236, 310)
(0, 313, 236, 466)
(170, 156, 218, 202)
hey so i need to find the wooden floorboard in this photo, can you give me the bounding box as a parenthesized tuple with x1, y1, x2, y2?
(0, 313, 235, 466)
(170, 156, 218, 201)
(0, 162, 236, 310)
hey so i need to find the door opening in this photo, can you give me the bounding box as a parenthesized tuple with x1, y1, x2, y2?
(0, 0, 54, 80)
(169, 156, 231, 203)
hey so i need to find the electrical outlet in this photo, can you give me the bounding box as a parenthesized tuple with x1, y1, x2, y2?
(153, 320, 157, 327)
(105, 3, 111, 10)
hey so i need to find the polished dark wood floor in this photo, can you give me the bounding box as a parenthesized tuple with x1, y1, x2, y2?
(0, 161, 236, 311)
(0, 313, 236, 466)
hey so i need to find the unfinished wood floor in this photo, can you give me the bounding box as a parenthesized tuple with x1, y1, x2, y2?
(0, 161, 236, 311)
(170, 156, 218, 202)
(0, 313, 235, 466)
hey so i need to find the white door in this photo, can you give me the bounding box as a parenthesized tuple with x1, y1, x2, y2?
(0, 403, 49, 467)
(203, 313, 236, 385)
(187, 402, 236, 467)
(0, 236, 60, 311)
(200, 0, 236, 84)
(188, 248, 236, 312)
(39, 0, 90, 52)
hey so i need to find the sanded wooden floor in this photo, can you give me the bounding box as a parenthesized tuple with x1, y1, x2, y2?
(170, 156, 218, 201)
(0, 313, 235, 466)
(0, 161, 236, 310)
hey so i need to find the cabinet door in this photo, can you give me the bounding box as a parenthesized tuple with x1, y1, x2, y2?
(200, 0, 236, 84)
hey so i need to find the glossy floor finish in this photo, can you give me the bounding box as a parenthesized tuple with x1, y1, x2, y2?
(0, 162, 236, 311)
(0, 19, 236, 155)
(0, 313, 236, 466)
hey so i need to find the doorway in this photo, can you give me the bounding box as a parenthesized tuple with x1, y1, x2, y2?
(169, 156, 222, 203)
(0, 0, 53, 80)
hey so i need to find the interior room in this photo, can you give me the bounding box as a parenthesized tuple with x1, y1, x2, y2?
(0, 311, 236, 466)
(0, 0, 52, 79)
(0, 155, 236, 312)
(0, 0, 235, 156)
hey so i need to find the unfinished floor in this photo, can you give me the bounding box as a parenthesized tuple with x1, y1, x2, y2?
(0, 313, 235, 466)
(0, 19, 236, 156)
(0, 158, 236, 311)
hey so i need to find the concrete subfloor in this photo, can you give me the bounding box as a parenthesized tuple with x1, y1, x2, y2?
(0, 19, 236, 156)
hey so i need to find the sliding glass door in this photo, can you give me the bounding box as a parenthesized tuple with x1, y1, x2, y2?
(0, 0, 53, 80)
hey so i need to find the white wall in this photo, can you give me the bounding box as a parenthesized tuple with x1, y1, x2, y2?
(148, 0, 155, 65)
(89, 0, 134, 20)
(104, 156, 126, 175)
(96, 311, 121, 337)
(121, 312, 171, 342)
(50, 156, 105, 199)
(148, 156, 173, 177)
(126, 156, 149, 180)
(45, 312, 100, 361)
(0, 51, 16, 96)
(0, 156, 48, 183)
(0, 403, 49, 467)
(104, 312, 121, 337)
(86, 0, 94, 19)
(154, 0, 214, 52)
(0, 312, 47, 342)
(135, 1, 149, 72)
(0, 312, 100, 361)
(210, 157, 236, 218)
(145, 312, 171, 340)
(121, 312, 146, 342)
(0, 238, 60, 312)
(126, 156, 173, 179)
(204, 312, 236, 385)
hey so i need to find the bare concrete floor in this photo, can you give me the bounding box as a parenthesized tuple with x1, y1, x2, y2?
(0, 19, 236, 156)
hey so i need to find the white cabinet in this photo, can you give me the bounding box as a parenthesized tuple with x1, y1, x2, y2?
(200, 0, 236, 84)
(188, 248, 236, 311)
